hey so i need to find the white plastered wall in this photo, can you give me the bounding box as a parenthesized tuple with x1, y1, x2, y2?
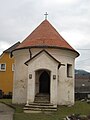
(12, 48, 77, 104)
(12, 49, 30, 104)
(26, 52, 59, 105)
(30, 48, 77, 105)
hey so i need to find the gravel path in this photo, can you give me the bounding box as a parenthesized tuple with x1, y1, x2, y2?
(0, 102, 14, 120)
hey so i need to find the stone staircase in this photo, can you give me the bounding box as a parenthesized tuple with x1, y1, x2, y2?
(34, 94, 50, 103)
(24, 94, 57, 113)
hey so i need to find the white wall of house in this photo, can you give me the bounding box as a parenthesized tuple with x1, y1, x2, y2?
(26, 51, 59, 105)
(12, 49, 29, 103)
(12, 48, 77, 105)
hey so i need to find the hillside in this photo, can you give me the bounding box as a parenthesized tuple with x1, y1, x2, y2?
(75, 69, 90, 78)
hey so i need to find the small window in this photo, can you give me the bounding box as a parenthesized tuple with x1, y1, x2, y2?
(12, 64, 15, 71)
(67, 64, 72, 77)
(0, 63, 6, 71)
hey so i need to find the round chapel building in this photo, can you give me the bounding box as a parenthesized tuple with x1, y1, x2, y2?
(12, 19, 79, 106)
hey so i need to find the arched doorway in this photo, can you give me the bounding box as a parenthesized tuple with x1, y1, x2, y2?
(39, 71, 50, 94)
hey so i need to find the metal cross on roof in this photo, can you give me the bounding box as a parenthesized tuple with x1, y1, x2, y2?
(44, 12, 48, 20)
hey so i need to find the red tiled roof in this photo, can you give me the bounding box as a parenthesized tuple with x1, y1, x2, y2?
(4, 42, 20, 53)
(16, 20, 78, 54)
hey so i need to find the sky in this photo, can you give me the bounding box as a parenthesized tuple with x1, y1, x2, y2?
(0, 0, 90, 72)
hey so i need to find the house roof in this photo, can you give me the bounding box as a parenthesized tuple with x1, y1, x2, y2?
(4, 42, 20, 53)
(25, 49, 65, 69)
(0, 42, 20, 58)
(16, 20, 79, 56)
(75, 75, 90, 93)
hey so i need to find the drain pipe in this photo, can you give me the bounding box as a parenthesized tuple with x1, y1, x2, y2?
(29, 48, 32, 59)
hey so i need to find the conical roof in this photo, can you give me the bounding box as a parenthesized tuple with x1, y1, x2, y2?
(16, 20, 78, 54)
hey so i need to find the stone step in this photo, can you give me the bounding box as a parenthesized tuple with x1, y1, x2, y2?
(25, 104, 56, 109)
(23, 94, 56, 113)
(24, 107, 57, 111)
(35, 98, 49, 100)
(27, 102, 53, 106)
(23, 102, 57, 113)
(36, 94, 49, 97)
(35, 96, 49, 99)
(24, 107, 57, 113)
(35, 95, 49, 98)
(34, 94, 50, 103)
(34, 100, 50, 103)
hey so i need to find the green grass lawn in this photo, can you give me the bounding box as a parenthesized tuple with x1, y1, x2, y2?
(0, 99, 90, 120)
(0, 98, 12, 104)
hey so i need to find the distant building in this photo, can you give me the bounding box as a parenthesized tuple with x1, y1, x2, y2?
(0, 42, 20, 96)
(12, 19, 79, 107)
(75, 71, 90, 99)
